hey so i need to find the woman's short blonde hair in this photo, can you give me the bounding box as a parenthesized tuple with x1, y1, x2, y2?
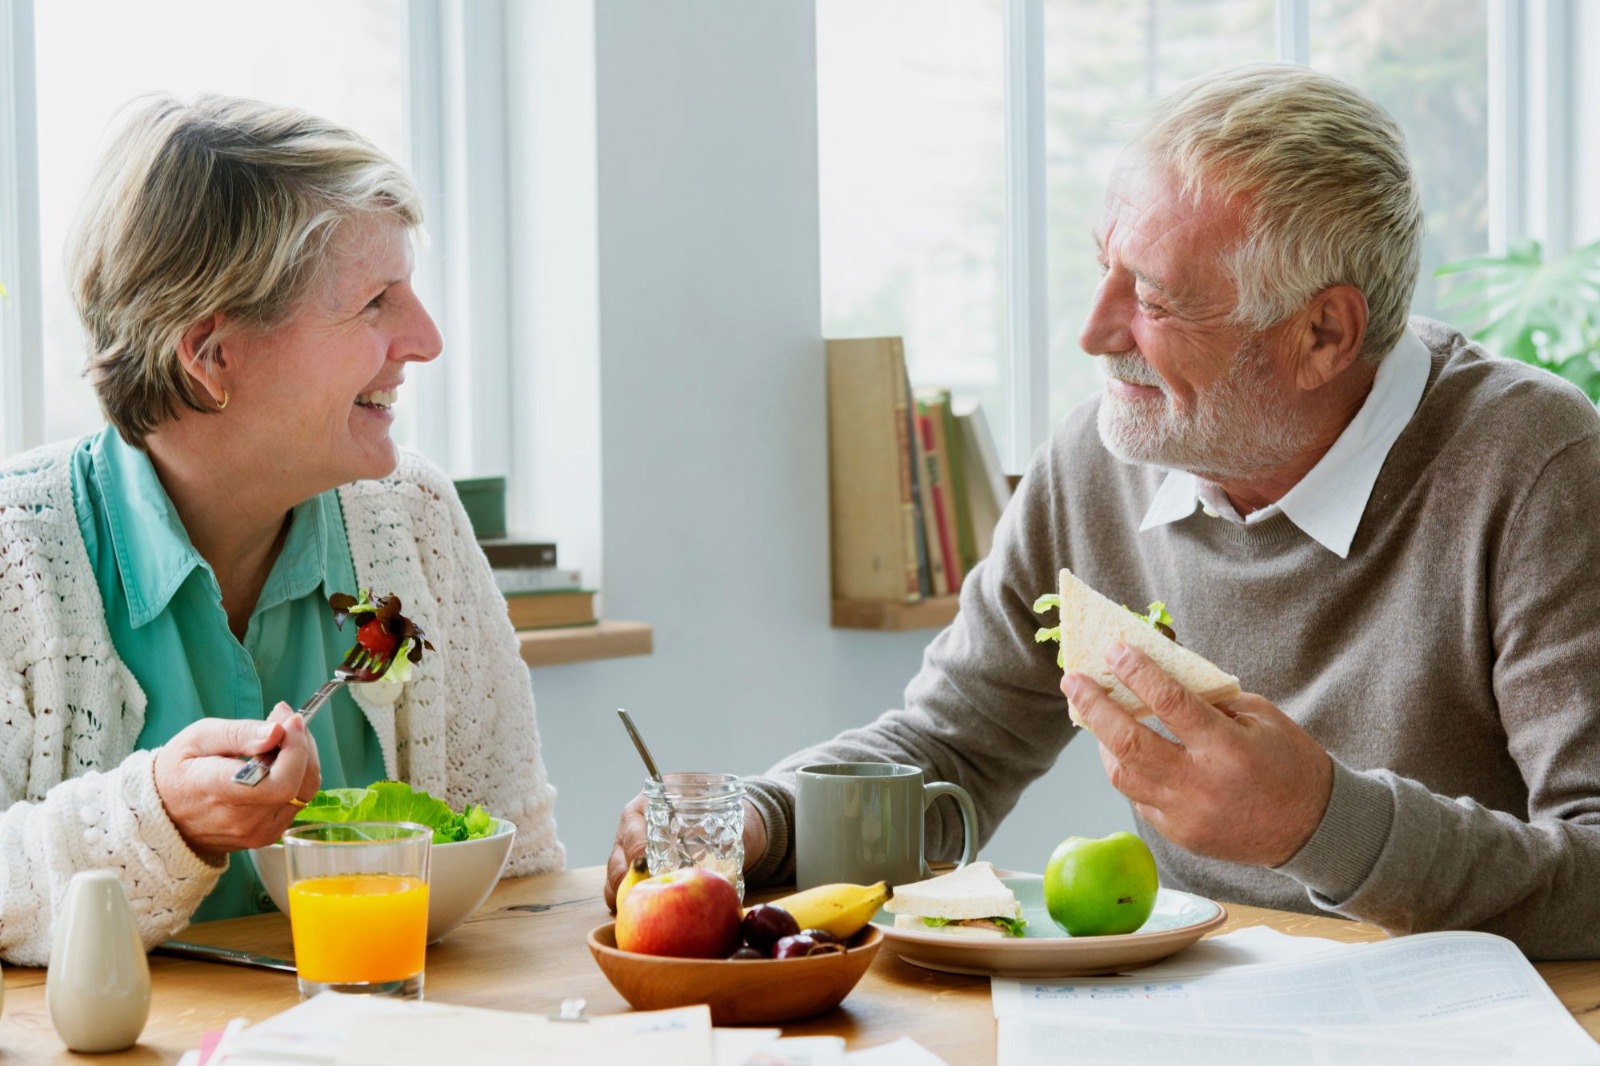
(1128, 64, 1424, 363)
(68, 94, 424, 444)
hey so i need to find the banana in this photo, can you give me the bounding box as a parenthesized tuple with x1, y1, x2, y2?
(764, 880, 891, 940)
(613, 856, 650, 914)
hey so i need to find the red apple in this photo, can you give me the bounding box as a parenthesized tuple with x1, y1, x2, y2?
(614, 867, 742, 958)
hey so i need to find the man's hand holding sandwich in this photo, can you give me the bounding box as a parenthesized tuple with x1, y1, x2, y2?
(1064, 642, 1334, 869)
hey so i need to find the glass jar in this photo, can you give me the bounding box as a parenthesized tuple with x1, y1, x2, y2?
(643, 772, 745, 900)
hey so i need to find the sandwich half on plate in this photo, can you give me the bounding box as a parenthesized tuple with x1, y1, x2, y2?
(882, 861, 1026, 938)
(1049, 567, 1240, 726)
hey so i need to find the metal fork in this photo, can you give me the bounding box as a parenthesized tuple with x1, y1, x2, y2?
(232, 644, 395, 787)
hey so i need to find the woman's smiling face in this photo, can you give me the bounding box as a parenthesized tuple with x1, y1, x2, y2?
(218, 214, 442, 496)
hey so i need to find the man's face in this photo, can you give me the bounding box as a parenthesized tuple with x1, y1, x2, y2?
(1079, 162, 1310, 480)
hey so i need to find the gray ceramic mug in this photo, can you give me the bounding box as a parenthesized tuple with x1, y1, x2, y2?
(795, 762, 979, 890)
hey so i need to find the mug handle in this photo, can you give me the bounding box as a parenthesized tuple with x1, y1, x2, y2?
(921, 781, 980, 878)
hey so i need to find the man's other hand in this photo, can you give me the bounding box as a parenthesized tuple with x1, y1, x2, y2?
(1063, 642, 1333, 868)
(604, 794, 770, 912)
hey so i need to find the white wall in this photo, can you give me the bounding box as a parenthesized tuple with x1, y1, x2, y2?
(513, 0, 1131, 876)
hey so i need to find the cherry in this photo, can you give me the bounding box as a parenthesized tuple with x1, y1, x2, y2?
(772, 933, 845, 960)
(740, 904, 799, 955)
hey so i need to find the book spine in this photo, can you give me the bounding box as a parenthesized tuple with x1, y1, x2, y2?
(954, 412, 1001, 561)
(918, 411, 960, 596)
(504, 589, 597, 629)
(825, 338, 922, 604)
(479, 541, 559, 568)
(901, 363, 932, 599)
(934, 392, 976, 575)
(965, 403, 1012, 511)
(493, 567, 585, 595)
(888, 341, 924, 601)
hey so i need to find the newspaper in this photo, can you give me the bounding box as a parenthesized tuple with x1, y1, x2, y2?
(992, 930, 1600, 1065)
(188, 991, 948, 1066)
(197, 994, 728, 1066)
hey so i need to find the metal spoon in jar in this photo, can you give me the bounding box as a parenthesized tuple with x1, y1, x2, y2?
(616, 708, 697, 869)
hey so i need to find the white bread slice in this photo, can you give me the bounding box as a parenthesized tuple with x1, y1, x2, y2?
(882, 861, 1022, 921)
(1058, 567, 1240, 726)
(893, 914, 1006, 938)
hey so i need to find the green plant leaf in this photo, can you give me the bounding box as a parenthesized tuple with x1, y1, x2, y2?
(1436, 239, 1600, 404)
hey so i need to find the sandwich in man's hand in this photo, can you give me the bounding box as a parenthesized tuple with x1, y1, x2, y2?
(882, 861, 1026, 938)
(1037, 567, 1240, 727)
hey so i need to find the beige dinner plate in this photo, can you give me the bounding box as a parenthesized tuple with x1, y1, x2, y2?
(872, 877, 1227, 978)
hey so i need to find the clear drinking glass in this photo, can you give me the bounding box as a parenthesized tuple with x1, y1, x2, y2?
(283, 822, 432, 1001)
(644, 772, 746, 900)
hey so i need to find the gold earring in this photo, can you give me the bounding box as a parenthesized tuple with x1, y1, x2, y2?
(215, 389, 229, 411)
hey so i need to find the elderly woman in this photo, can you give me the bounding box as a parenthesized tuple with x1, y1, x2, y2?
(0, 95, 563, 964)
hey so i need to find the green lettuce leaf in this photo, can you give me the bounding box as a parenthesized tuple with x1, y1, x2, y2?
(1035, 589, 1177, 671)
(993, 915, 1028, 937)
(1141, 601, 1173, 630)
(919, 915, 1026, 936)
(1034, 592, 1065, 668)
(291, 781, 497, 844)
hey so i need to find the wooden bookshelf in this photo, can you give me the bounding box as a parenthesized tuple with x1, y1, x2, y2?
(832, 595, 960, 632)
(517, 620, 654, 668)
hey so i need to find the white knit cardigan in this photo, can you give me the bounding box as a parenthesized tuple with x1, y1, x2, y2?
(0, 441, 564, 965)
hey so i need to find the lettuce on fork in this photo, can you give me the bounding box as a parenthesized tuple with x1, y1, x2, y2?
(292, 781, 495, 843)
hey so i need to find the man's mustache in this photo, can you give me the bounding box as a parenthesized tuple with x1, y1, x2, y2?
(1101, 354, 1166, 390)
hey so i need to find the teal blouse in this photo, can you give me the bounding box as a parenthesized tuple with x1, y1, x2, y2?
(70, 427, 388, 922)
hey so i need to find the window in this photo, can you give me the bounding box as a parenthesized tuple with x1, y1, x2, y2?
(818, 0, 1552, 469)
(816, 1, 1012, 455)
(1041, 0, 1278, 432)
(0, 0, 522, 485)
(27, 0, 409, 446)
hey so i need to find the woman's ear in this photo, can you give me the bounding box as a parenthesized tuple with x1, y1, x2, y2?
(1294, 286, 1369, 391)
(177, 315, 229, 409)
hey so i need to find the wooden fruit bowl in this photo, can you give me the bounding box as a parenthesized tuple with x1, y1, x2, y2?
(586, 923, 883, 1026)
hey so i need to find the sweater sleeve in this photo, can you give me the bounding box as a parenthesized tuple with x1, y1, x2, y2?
(1277, 433, 1600, 959)
(745, 441, 1078, 886)
(407, 460, 565, 879)
(0, 742, 223, 966)
(452, 526, 565, 878)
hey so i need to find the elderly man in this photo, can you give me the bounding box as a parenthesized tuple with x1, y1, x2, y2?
(609, 65, 1600, 957)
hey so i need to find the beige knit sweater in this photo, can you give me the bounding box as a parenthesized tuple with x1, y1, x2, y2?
(746, 319, 1600, 959)
(0, 443, 563, 965)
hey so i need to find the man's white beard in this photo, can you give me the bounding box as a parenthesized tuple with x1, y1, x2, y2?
(1095, 336, 1313, 481)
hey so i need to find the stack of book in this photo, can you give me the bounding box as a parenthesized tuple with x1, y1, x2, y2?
(826, 337, 1013, 603)
(479, 537, 598, 630)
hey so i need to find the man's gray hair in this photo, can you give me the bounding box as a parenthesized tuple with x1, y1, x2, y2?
(68, 94, 424, 445)
(1127, 64, 1423, 363)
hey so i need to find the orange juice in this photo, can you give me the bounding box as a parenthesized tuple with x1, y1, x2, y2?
(288, 874, 429, 984)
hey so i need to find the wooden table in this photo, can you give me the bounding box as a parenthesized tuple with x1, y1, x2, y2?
(4, 865, 1599, 1063)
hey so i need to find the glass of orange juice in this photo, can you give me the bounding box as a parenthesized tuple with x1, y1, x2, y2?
(283, 822, 431, 1000)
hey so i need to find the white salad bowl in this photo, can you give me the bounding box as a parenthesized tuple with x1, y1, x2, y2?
(247, 817, 516, 944)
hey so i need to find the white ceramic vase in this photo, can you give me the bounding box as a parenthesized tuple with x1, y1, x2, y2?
(46, 870, 150, 1053)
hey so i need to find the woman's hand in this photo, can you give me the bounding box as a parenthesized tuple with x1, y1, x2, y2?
(153, 703, 322, 862)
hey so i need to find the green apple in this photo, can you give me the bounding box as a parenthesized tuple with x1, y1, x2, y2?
(1043, 831, 1159, 936)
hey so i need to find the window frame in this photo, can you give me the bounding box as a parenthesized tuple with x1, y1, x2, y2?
(0, 0, 43, 458)
(0, 0, 518, 485)
(996, 0, 1584, 469)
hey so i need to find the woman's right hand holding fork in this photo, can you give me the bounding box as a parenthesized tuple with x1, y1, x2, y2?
(153, 703, 323, 862)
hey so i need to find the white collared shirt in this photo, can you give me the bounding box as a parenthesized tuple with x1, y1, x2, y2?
(1137, 326, 1431, 559)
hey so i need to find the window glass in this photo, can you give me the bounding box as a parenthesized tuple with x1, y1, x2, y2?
(817, 0, 1010, 450)
(1043, 0, 1276, 428)
(1309, 0, 1489, 324)
(32, 0, 407, 445)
